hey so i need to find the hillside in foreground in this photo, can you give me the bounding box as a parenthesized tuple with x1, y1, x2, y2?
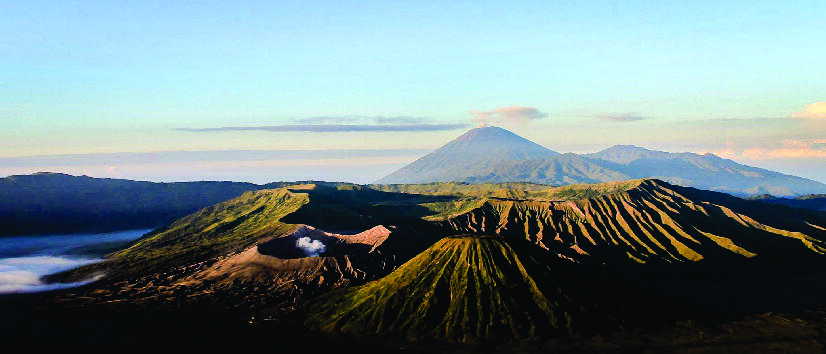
(25, 178, 826, 350)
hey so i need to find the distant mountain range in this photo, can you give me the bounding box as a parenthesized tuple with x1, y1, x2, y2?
(376, 126, 826, 197)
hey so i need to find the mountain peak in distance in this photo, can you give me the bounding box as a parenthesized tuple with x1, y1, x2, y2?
(439, 125, 554, 154)
(375, 126, 558, 184)
(376, 126, 826, 196)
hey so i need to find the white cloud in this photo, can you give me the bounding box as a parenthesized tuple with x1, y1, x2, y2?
(470, 106, 548, 123)
(706, 140, 826, 160)
(0, 256, 101, 293)
(793, 101, 826, 119)
(595, 113, 648, 123)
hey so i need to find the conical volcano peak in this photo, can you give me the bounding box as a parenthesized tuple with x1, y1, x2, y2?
(457, 124, 518, 137)
(375, 126, 558, 184)
(453, 125, 537, 142)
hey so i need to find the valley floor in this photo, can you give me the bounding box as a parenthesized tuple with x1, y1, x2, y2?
(2, 292, 825, 353)
(4, 264, 826, 353)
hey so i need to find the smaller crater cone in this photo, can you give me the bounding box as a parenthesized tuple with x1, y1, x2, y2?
(303, 236, 610, 342)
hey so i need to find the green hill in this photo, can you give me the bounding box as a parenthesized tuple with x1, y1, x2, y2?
(55, 178, 826, 284)
(304, 236, 610, 342)
(54, 188, 309, 280)
(39, 178, 826, 347)
(52, 183, 450, 282)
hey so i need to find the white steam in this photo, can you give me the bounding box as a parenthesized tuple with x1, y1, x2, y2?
(295, 237, 326, 257)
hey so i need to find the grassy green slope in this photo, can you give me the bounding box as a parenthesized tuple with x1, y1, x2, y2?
(57, 188, 309, 280)
(370, 179, 643, 200)
(53, 183, 452, 282)
(304, 236, 603, 342)
(397, 180, 646, 221)
(369, 181, 552, 199)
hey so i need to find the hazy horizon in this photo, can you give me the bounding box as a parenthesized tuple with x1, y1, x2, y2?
(4, 131, 826, 185)
(2, 1, 824, 183)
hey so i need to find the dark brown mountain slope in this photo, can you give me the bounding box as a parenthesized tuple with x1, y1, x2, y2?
(433, 179, 826, 264)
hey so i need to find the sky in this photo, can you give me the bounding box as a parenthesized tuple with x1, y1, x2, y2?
(1, 1, 825, 183)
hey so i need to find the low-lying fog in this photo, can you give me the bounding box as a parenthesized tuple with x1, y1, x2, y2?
(0, 229, 149, 293)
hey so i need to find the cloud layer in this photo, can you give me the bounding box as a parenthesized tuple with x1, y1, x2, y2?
(470, 106, 548, 122)
(708, 139, 826, 160)
(293, 116, 426, 125)
(0, 149, 431, 167)
(178, 123, 468, 133)
(794, 102, 826, 119)
(596, 113, 648, 123)
(0, 256, 101, 293)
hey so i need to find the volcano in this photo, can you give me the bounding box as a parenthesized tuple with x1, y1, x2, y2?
(375, 126, 826, 196)
(303, 236, 611, 342)
(375, 126, 559, 184)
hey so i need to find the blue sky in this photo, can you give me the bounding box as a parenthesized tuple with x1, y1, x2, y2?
(1, 1, 825, 183)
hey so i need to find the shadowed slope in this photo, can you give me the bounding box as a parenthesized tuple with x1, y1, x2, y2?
(304, 236, 607, 342)
(0, 172, 261, 236)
